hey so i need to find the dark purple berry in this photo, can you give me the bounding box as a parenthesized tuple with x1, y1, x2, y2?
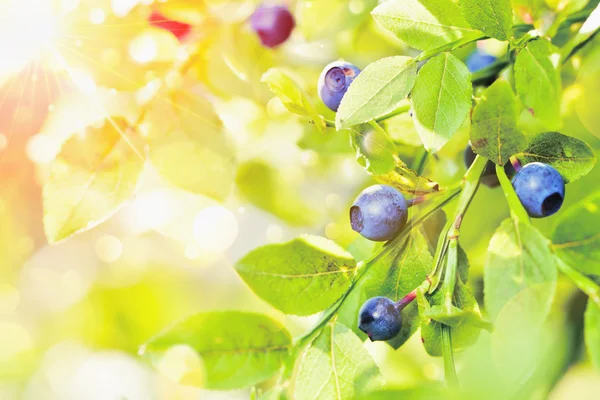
(512, 162, 565, 218)
(358, 297, 401, 341)
(350, 185, 408, 242)
(318, 61, 361, 111)
(250, 4, 295, 48)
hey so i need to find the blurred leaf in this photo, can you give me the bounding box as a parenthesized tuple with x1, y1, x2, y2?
(512, 0, 545, 21)
(298, 125, 352, 154)
(355, 386, 452, 400)
(412, 53, 472, 153)
(561, 2, 600, 60)
(43, 118, 144, 243)
(514, 131, 596, 183)
(419, 280, 482, 356)
(373, 158, 440, 195)
(156, 0, 207, 24)
(235, 235, 357, 316)
(471, 79, 526, 165)
(261, 68, 326, 133)
(514, 40, 562, 131)
(552, 191, 600, 275)
(484, 218, 557, 320)
(371, 0, 483, 51)
(350, 125, 397, 175)
(297, 0, 378, 40)
(336, 56, 417, 129)
(141, 311, 291, 389)
(293, 323, 383, 400)
(384, 110, 423, 147)
(236, 161, 318, 226)
(337, 232, 432, 348)
(585, 299, 600, 370)
(459, 0, 512, 40)
(145, 90, 236, 201)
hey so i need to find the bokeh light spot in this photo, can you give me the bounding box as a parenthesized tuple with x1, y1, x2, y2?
(193, 206, 238, 252)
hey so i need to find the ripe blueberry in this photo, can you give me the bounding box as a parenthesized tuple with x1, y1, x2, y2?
(512, 162, 565, 218)
(466, 50, 496, 73)
(350, 184, 408, 242)
(149, 11, 191, 40)
(358, 297, 401, 341)
(250, 4, 295, 48)
(318, 61, 361, 111)
(464, 145, 516, 188)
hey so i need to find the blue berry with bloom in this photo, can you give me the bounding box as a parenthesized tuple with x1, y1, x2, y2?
(512, 162, 565, 218)
(358, 297, 402, 341)
(318, 61, 361, 111)
(466, 50, 497, 72)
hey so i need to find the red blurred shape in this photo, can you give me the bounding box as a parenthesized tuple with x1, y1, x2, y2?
(149, 11, 191, 40)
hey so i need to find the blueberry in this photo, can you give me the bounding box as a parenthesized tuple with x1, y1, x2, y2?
(466, 50, 497, 73)
(350, 184, 408, 242)
(512, 162, 565, 218)
(464, 144, 516, 188)
(250, 4, 295, 48)
(318, 61, 361, 111)
(358, 297, 401, 341)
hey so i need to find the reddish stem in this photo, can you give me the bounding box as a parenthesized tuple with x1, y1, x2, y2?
(510, 156, 522, 172)
(395, 289, 417, 311)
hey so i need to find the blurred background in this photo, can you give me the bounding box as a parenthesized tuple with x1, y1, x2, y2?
(1, 0, 600, 399)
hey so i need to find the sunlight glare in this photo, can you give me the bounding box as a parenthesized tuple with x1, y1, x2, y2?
(0, 0, 58, 75)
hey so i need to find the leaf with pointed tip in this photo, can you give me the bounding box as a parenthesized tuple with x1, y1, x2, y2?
(515, 131, 596, 183)
(140, 311, 291, 390)
(514, 40, 561, 131)
(336, 56, 416, 129)
(459, 0, 513, 40)
(371, 0, 483, 51)
(471, 79, 526, 165)
(293, 323, 383, 400)
(235, 235, 357, 316)
(412, 53, 472, 153)
(43, 117, 144, 243)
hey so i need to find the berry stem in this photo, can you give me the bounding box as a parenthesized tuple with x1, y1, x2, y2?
(415, 34, 488, 62)
(556, 256, 600, 307)
(394, 289, 418, 311)
(509, 156, 522, 172)
(442, 325, 459, 387)
(496, 163, 530, 223)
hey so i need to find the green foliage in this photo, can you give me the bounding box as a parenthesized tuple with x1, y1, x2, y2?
(43, 118, 144, 243)
(484, 218, 558, 320)
(145, 90, 236, 201)
(235, 235, 357, 315)
(585, 300, 600, 369)
(337, 232, 432, 348)
(459, 0, 513, 40)
(515, 131, 597, 183)
(350, 124, 397, 175)
(141, 311, 292, 389)
(371, 0, 483, 51)
(471, 79, 526, 165)
(297, 0, 378, 40)
(514, 40, 562, 130)
(336, 56, 416, 129)
(411, 53, 472, 152)
(293, 323, 383, 400)
(552, 192, 600, 275)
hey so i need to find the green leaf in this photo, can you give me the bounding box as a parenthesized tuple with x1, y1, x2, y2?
(561, 3, 600, 61)
(140, 311, 291, 390)
(337, 231, 433, 349)
(371, 0, 483, 51)
(471, 79, 526, 165)
(235, 235, 357, 316)
(585, 299, 600, 370)
(514, 40, 561, 131)
(484, 218, 558, 320)
(514, 131, 596, 183)
(336, 56, 417, 129)
(236, 161, 319, 226)
(293, 323, 383, 400)
(350, 125, 397, 175)
(552, 191, 600, 275)
(145, 90, 236, 201)
(384, 110, 423, 147)
(261, 68, 326, 133)
(411, 53, 472, 153)
(43, 117, 144, 243)
(459, 0, 513, 40)
(419, 280, 482, 356)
